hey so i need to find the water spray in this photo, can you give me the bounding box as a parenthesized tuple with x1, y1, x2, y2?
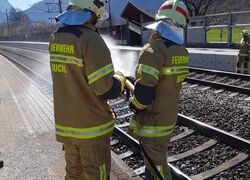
(102, 35, 139, 76)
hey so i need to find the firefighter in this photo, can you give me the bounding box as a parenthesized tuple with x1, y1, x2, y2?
(49, 0, 125, 179)
(247, 32, 250, 74)
(237, 30, 249, 74)
(127, 0, 189, 179)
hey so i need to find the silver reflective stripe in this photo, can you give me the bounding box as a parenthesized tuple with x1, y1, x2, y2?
(50, 54, 84, 67)
(137, 64, 159, 80)
(88, 63, 114, 85)
(129, 120, 175, 137)
(55, 120, 114, 139)
(56, 123, 113, 135)
(135, 127, 174, 136)
(162, 66, 189, 75)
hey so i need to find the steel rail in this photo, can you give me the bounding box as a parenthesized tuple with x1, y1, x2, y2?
(185, 77, 250, 94)
(0, 53, 52, 89)
(0, 46, 49, 65)
(177, 114, 250, 151)
(189, 67, 250, 80)
(113, 127, 192, 180)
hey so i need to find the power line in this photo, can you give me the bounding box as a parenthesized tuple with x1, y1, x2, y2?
(45, 0, 62, 13)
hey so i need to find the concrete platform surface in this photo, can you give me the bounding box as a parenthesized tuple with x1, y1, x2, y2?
(0, 54, 140, 180)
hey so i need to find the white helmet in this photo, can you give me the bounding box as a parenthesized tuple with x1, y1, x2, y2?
(68, 0, 106, 18)
(241, 30, 248, 37)
(155, 0, 188, 27)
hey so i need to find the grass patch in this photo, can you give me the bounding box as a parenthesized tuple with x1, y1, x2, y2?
(206, 27, 250, 42)
(207, 28, 228, 42)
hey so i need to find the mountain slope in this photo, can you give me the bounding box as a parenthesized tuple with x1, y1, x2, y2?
(0, 0, 14, 23)
(24, 0, 68, 23)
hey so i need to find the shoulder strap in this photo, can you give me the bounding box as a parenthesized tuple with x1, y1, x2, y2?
(56, 26, 83, 38)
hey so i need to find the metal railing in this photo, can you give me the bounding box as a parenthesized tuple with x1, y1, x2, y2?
(187, 10, 250, 47)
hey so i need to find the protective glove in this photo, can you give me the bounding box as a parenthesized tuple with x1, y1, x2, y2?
(245, 56, 249, 62)
(113, 71, 126, 92)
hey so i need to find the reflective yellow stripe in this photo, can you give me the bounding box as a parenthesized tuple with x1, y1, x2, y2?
(88, 63, 114, 85)
(99, 164, 106, 180)
(55, 120, 114, 139)
(156, 166, 165, 180)
(129, 119, 175, 137)
(137, 64, 159, 80)
(50, 54, 84, 67)
(162, 66, 189, 75)
(132, 96, 148, 110)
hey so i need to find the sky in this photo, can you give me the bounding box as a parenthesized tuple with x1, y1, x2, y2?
(9, 0, 42, 11)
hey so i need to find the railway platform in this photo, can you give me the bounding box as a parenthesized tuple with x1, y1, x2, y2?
(0, 54, 141, 180)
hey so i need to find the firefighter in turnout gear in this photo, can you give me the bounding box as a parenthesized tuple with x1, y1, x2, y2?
(49, 0, 125, 179)
(247, 32, 250, 74)
(128, 0, 189, 179)
(237, 30, 249, 74)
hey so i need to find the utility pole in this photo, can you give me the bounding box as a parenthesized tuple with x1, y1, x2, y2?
(5, 9, 9, 31)
(48, 17, 54, 30)
(108, 0, 112, 36)
(45, 0, 63, 24)
(58, 0, 62, 13)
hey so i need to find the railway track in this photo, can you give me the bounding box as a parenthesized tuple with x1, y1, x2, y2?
(109, 96, 249, 179)
(0, 45, 249, 179)
(187, 67, 250, 95)
(0, 46, 52, 96)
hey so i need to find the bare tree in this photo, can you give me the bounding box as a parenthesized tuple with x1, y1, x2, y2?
(187, 0, 250, 17)
(187, 0, 218, 17)
(7, 8, 31, 36)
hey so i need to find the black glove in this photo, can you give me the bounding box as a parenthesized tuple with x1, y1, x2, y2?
(245, 56, 249, 62)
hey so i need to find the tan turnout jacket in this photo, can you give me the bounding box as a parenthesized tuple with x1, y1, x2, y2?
(238, 37, 249, 59)
(49, 24, 115, 145)
(129, 33, 189, 143)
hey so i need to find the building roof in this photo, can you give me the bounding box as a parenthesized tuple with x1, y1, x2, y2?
(105, 0, 165, 26)
(121, 2, 154, 23)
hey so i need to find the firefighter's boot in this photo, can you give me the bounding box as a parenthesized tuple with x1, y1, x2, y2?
(145, 167, 154, 180)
